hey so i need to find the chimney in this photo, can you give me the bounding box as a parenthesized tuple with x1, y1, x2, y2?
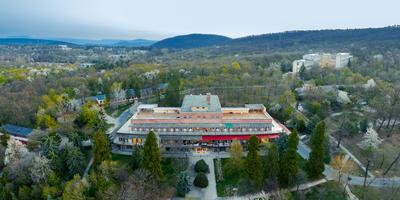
(206, 93, 211, 105)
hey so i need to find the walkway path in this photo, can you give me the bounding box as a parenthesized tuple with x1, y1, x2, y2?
(186, 154, 218, 200)
(328, 135, 375, 178)
(83, 157, 94, 178)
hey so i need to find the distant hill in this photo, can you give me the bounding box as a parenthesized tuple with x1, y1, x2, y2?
(0, 38, 73, 46)
(152, 34, 232, 49)
(52, 38, 156, 47)
(113, 39, 156, 47)
(0, 37, 156, 47)
(219, 26, 400, 53)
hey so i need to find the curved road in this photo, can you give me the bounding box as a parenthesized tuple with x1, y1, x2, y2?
(297, 141, 400, 188)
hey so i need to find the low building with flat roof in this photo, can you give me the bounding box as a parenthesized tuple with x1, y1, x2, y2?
(114, 93, 289, 154)
(1, 124, 34, 144)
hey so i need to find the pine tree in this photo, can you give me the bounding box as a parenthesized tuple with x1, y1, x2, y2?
(176, 171, 190, 197)
(279, 130, 299, 187)
(306, 115, 321, 134)
(143, 131, 163, 178)
(276, 132, 288, 160)
(264, 143, 280, 181)
(131, 145, 143, 170)
(61, 174, 86, 200)
(92, 130, 111, 166)
(245, 135, 262, 188)
(296, 119, 306, 133)
(306, 121, 326, 179)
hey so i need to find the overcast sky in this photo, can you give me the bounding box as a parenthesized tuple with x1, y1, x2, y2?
(0, 0, 399, 40)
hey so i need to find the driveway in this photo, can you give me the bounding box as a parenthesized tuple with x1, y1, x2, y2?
(105, 102, 138, 137)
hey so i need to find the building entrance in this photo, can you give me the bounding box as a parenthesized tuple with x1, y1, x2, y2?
(194, 147, 208, 154)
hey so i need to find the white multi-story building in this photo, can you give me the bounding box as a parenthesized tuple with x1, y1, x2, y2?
(335, 53, 353, 68)
(293, 52, 353, 73)
(292, 59, 305, 73)
(303, 53, 322, 66)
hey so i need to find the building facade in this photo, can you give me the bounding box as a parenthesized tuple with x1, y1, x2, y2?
(293, 52, 353, 73)
(335, 53, 353, 68)
(114, 94, 289, 153)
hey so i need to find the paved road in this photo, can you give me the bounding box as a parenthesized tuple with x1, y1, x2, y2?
(298, 141, 400, 188)
(105, 102, 138, 137)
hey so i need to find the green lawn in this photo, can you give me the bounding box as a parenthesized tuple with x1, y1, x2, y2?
(214, 154, 311, 197)
(294, 181, 347, 200)
(214, 158, 243, 197)
(350, 185, 400, 200)
(112, 154, 131, 166)
(342, 134, 400, 177)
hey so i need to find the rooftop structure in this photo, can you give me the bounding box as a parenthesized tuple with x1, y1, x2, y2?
(2, 124, 33, 138)
(115, 94, 289, 154)
(1, 124, 34, 144)
(181, 93, 221, 112)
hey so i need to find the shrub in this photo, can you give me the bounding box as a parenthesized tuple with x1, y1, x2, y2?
(194, 159, 209, 173)
(193, 173, 208, 188)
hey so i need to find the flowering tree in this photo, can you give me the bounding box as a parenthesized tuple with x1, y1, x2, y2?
(4, 139, 27, 165)
(30, 154, 52, 184)
(358, 127, 382, 151)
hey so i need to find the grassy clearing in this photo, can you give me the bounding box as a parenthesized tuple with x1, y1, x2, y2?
(351, 185, 400, 200)
(214, 158, 242, 197)
(293, 181, 347, 200)
(214, 154, 311, 197)
(342, 134, 400, 177)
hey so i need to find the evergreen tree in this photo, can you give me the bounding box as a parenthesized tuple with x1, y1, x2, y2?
(263, 143, 280, 181)
(61, 174, 86, 200)
(245, 135, 262, 188)
(64, 144, 86, 178)
(131, 145, 143, 170)
(276, 132, 288, 160)
(176, 171, 190, 197)
(306, 115, 321, 134)
(279, 130, 299, 187)
(193, 173, 208, 188)
(296, 119, 306, 133)
(306, 121, 326, 179)
(359, 118, 369, 133)
(92, 130, 111, 166)
(143, 131, 163, 178)
(323, 136, 331, 164)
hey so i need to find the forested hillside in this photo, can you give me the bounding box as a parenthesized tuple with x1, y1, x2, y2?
(218, 26, 400, 53)
(0, 38, 74, 46)
(152, 34, 232, 49)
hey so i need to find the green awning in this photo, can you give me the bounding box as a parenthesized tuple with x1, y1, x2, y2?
(225, 123, 233, 128)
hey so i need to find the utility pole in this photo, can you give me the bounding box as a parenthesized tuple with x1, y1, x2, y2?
(363, 159, 370, 188)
